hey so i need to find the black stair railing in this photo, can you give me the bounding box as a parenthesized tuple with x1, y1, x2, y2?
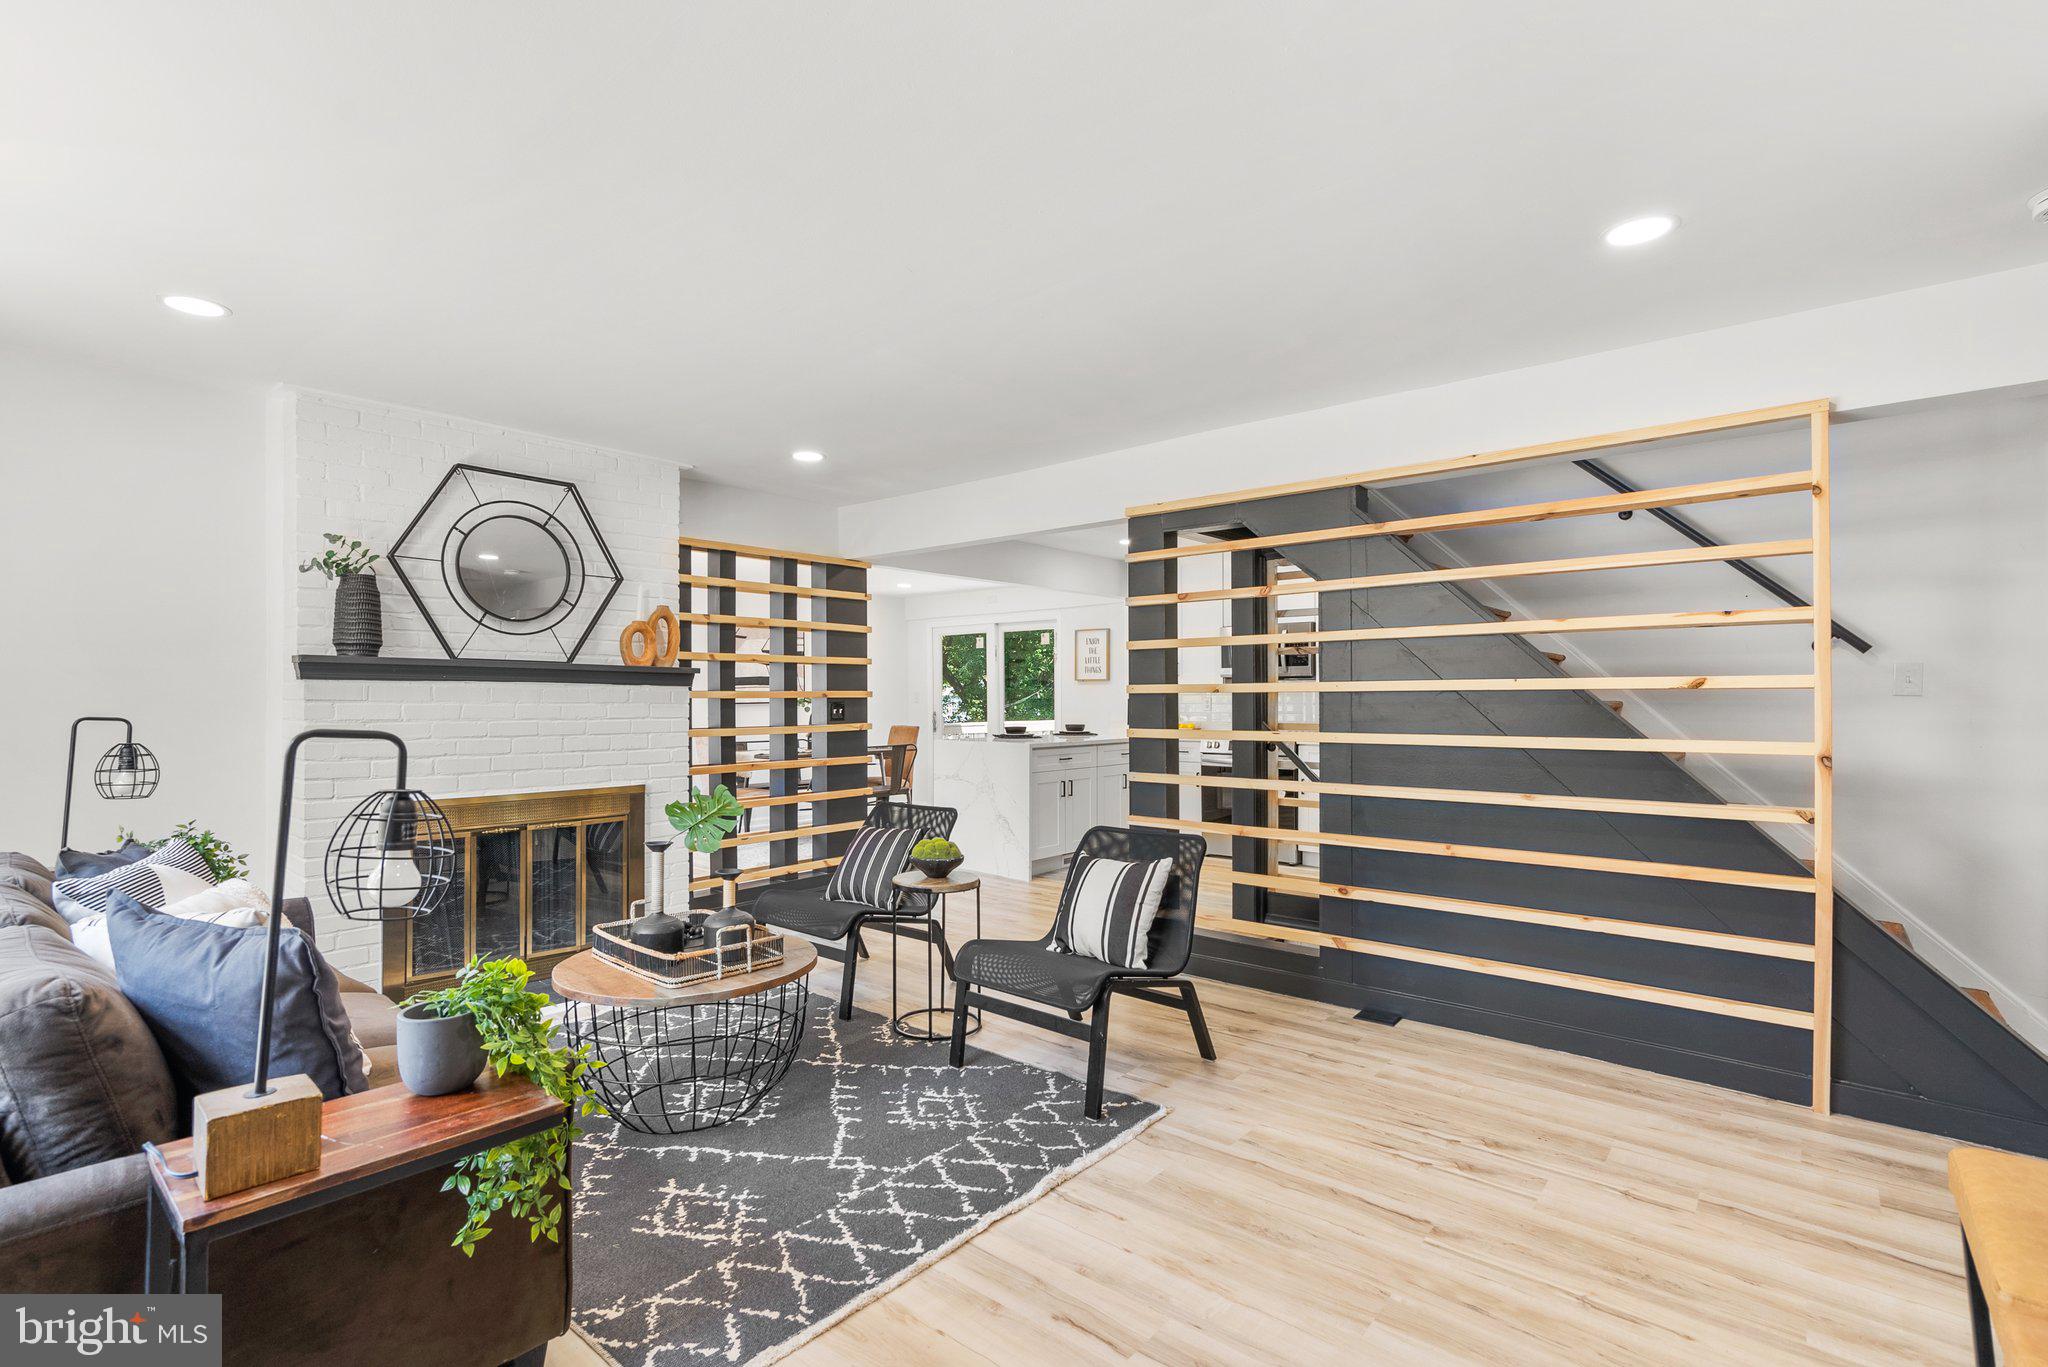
(1573, 457, 1871, 653)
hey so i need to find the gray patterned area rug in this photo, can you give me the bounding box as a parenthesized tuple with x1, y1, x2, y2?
(569, 993, 1164, 1366)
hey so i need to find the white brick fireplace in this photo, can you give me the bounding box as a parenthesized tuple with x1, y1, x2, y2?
(271, 388, 692, 986)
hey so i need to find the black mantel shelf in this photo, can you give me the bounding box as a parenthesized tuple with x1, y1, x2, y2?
(293, 655, 697, 687)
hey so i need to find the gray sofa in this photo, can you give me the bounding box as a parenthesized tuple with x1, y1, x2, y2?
(0, 853, 565, 1367)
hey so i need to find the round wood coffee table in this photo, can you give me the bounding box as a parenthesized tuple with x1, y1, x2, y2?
(889, 870, 982, 1042)
(552, 939, 818, 1134)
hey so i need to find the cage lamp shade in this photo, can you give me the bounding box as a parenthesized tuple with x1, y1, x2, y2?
(322, 788, 456, 921)
(93, 742, 160, 800)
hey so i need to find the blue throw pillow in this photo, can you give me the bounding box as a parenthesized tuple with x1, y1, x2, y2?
(55, 840, 154, 880)
(105, 894, 369, 1100)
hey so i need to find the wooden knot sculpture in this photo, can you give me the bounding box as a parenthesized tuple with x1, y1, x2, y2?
(619, 605, 681, 667)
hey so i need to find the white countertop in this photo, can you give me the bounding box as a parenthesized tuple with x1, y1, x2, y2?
(936, 733, 1123, 749)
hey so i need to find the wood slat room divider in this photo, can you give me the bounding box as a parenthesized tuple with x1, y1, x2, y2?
(679, 537, 872, 901)
(1124, 400, 1839, 1110)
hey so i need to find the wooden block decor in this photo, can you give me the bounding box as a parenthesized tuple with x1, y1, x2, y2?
(679, 535, 872, 902)
(192, 1073, 323, 1199)
(1124, 399, 1838, 1113)
(619, 604, 681, 666)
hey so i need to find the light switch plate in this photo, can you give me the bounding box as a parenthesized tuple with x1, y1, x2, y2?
(1893, 662, 1925, 697)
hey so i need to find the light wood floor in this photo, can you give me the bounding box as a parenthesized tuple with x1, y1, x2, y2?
(551, 871, 1970, 1365)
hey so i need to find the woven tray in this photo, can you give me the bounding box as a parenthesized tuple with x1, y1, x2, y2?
(589, 919, 787, 988)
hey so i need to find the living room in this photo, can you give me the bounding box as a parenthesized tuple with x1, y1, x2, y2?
(6, 5, 2048, 1365)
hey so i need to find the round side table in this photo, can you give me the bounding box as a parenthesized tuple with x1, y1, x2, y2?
(551, 939, 818, 1134)
(889, 870, 982, 1042)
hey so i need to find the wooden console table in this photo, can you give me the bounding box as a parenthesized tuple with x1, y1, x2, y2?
(144, 1078, 567, 1294)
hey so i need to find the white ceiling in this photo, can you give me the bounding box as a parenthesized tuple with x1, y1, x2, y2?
(868, 565, 1002, 597)
(1020, 524, 1130, 559)
(6, 3, 2047, 504)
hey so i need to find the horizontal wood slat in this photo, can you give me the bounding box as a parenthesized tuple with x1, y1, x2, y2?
(1208, 867, 1814, 961)
(680, 537, 870, 569)
(679, 651, 870, 666)
(687, 755, 873, 776)
(679, 613, 872, 634)
(1132, 813, 1818, 892)
(692, 689, 872, 700)
(1192, 908, 1814, 1029)
(1130, 606, 1812, 650)
(1133, 727, 1815, 757)
(1128, 470, 1815, 563)
(1129, 674, 1815, 696)
(690, 722, 869, 738)
(721, 819, 867, 849)
(1127, 770, 1813, 825)
(687, 855, 842, 892)
(1127, 539, 1815, 606)
(733, 790, 823, 810)
(1124, 399, 1828, 518)
(680, 574, 871, 602)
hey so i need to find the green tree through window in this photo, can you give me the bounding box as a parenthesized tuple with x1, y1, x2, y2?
(1003, 628, 1055, 722)
(939, 633, 988, 725)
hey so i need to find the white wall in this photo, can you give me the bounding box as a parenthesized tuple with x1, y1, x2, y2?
(678, 475, 840, 555)
(865, 595, 913, 745)
(0, 347, 269, 861)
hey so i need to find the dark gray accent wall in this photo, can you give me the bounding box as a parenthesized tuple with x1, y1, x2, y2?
(1136, 489, 2048, 1156)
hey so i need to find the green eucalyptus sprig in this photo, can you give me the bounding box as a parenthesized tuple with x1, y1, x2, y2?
(116, 820, 250, 883)
(299, 532, 380, 579)
(403, 957, 599, 1256)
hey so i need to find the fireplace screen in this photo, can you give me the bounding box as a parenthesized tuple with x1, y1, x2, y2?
(384, 785, 644, 993)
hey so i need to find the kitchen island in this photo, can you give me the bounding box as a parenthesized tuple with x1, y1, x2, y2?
(927, 734, 1129, 880)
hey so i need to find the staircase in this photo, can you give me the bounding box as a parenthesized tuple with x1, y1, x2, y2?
(1173, 486, 2048, 1157)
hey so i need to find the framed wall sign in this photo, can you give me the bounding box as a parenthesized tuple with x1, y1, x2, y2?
(1074, 627, 1111, 682)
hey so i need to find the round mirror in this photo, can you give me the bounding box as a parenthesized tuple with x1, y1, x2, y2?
(454, 515, 572, 623)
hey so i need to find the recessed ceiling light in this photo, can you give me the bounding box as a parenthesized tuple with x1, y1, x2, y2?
(1603, 215, 1677, 248)
(161, 295, 231, 318)
(791, 449, 824, 465)
(895, 582, 913, 590)
(1118, 537, 1131, 547)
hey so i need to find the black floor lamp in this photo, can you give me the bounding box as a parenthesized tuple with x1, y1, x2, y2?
(59, 715, 161, 853)
(192, 727, 454, 1200)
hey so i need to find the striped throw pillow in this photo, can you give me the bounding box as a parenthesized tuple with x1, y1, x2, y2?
(1051, 855, 1174, 968)
(823, 826, 917, 910)
(51, 838, 217, 923)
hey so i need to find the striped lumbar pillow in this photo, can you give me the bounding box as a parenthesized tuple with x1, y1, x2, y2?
(51, 838, 217, 922)
(823, 826, 918, 910)
(1051, 854, 1174, 968)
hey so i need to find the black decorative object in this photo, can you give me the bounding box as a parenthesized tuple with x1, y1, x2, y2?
(259, 729, 453, 1096)
(388, 463, 621, 663)
(332, 573, 384, 657)
(629, 912, 691, 955)
(565, 980, 808, 1135)
(701, 906, 758, 971)
(324, 788, 457, 924)
(909, 854, 963, 880)
(60, 716, 161, 851)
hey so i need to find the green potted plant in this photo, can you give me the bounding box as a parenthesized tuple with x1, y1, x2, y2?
(909, 836, 963, 880)
(401, 957, 598, 1255)
(299, 532, 383, 657)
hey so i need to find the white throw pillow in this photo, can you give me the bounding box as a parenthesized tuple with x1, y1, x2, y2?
(71, 878, 271, 971)
(159, 878, 271, 928)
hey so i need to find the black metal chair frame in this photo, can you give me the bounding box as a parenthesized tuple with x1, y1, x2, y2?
(747, 800, 958, 1020)
(948, 826, 1216, 1119)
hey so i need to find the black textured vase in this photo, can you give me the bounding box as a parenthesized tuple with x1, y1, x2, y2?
(333, 573, 383, 657)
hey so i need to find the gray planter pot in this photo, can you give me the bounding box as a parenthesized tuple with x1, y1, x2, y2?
(333, 573, 383, 657)
(395, 1004, 487, 1096)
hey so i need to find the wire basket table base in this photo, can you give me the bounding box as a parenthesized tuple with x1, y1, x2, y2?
(566, 979, 809, 1134)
